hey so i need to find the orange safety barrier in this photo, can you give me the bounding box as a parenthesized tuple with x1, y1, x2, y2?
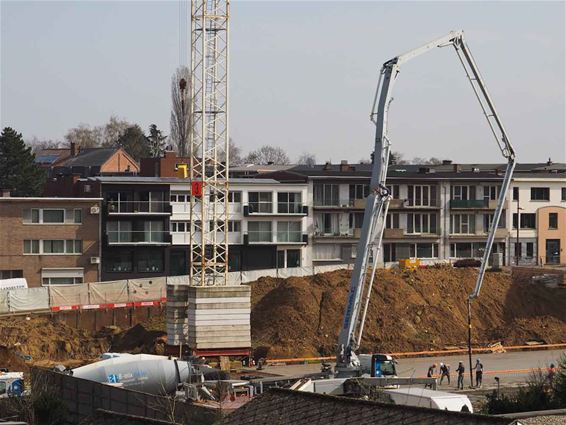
(265, 343, 566, 365)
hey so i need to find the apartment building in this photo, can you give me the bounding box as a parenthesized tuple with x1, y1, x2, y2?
(508, 164, 566, 265)
(0, 195, 102, 287)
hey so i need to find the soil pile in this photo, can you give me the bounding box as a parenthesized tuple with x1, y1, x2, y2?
(251, 267, 566, 358)
(0, 317, 108, 370)
(110, 323, 167, 355)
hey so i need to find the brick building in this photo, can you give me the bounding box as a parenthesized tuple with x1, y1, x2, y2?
(0, 196, 102, 287)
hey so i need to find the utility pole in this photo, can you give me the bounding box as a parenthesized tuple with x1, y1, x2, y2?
(515, 197, 522, 266)
(189, 0, 230, 286)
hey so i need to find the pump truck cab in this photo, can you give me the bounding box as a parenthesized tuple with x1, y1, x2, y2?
(359, 354, 397, 377)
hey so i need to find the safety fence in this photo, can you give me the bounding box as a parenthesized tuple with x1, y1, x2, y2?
(0, 264, 350, 316)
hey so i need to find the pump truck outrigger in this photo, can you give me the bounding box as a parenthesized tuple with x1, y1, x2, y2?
(335, 30, 516, 378)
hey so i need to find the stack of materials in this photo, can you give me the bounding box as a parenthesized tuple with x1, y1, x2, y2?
(166, 284, 189, 346)
(187, 285, 251, 350)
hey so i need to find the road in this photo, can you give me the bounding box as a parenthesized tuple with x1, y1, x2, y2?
(257, 348, 566, 390)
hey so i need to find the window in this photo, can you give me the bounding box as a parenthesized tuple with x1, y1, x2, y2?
(408, 185, 437, 206)
(450, 243, 473, 258)
(248, 192, 273, 213)
(531, 187, 550, 201)
(170, 194, 177, 203)
(0, 270, 23, 279)
(526, 242, 534, 258)
(450, 214, 475, 234)
(136, 250, 163, 272)
(171, 222, 187, 233)
(349, 184, 369, 201)
(483, 185, 500, 201)
(512, 213, 536, 229)
(386, 213, 400, 229)
(31, 209, 39, 223)
(386, 185, 400, 199)
(411, 243, 438, 258)
(315, 213, 338, 235)
(248, 221, 272, 242)
(277, 192, 302, 213)
(314, 184, 339, 206)
(562, 188, 566, 201)
(287, 249, 301, 267)
(43, 240, 66, 254)
(74, 209, 82, 224)
(170, 193, 189, 203)
(228, 221, 241, 232)
(277, 221, 301, 242)
(228, 191, 242, 203)
(23, 240, 39, 254)
(42, 277, 83, 285)
(513, 187, 519, 201)
(514, 242, 522, 258)
(144, 221, 164, 242)
(107, 221, 132, 243)
(65, 240, 82, 254)
(277, 251, 285, 268)
(483, 213, 505, 232)
(549, 213, 558, 229)
(42, 209, 65, 223)
(105, 251, 133, 272)
(407, 213, 437, 234)
(41, 268, 84, 285)
(451, 185, 476, 201)
(349, 212, 364, 229)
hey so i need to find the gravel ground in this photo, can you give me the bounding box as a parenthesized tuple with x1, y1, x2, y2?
(522, 416, 566, 424)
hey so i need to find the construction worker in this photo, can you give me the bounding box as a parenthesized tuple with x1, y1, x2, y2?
(548, 363, 557, 386)
(425, 363, 437, 388)
(474, 358, 484, 388)
(439, 362, 451, 385)
(456, 361, 465, 390)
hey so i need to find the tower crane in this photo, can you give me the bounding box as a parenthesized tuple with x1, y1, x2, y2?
(336, 31, 516, 377)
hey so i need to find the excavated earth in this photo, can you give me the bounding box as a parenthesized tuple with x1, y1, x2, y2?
(2, 267, 566, 369)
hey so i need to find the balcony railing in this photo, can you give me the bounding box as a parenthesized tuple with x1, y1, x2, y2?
(276, 231, 303, 243)
(276, 203, 307, 214)
(107, 231, 171, 244)
(247, 231, 273, 243)
(450, 199, 489, 209)
(107, 201, 171, 214)
(314, 229, 356, 238)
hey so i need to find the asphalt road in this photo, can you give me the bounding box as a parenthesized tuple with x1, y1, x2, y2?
(259, 348, 566, 390)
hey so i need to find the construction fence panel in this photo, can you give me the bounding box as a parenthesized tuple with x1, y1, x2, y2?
(49, 284, 90, 307)
(128, 277, 166, 302)
(226, 271, 242, 286)
(89, 280, 129, 304)
(0, 291, 10, 314)
(9, 287, 49, 312)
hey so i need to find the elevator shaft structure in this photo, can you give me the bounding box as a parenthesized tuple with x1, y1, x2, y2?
(189, 0, 230, 286)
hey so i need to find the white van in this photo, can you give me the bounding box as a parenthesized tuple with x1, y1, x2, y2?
(384, 387, 474, 413)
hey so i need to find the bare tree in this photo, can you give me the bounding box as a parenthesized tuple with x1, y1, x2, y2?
(169, 66, 192, 157)
(411, 156, 443, 165)
(297, 152, 316, 166)
(244, 145, 290, 165)
(101, 115, 130, 146)
(26, 136, 63, 153)
(389, 151, 408, 165)
(64, 124, 103, 149)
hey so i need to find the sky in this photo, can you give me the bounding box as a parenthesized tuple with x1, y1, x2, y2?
(1, 1, 565, 164)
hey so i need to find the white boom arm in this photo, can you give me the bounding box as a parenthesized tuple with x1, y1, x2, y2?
(335, 31, 516, 376)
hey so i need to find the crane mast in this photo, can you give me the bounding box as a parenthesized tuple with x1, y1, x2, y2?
(336, 31, 516, 377)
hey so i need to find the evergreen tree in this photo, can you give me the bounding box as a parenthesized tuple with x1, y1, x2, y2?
(115, 125, 150, 161)
(0, 127, 46, 196)
(147, 124, 167, 158)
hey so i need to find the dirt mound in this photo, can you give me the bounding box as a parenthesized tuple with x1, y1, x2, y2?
(110, 323, 167, 355)
(0, 317, 108, 370)
(251, 267, 566, 358)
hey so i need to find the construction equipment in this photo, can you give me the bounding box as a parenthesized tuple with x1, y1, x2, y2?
(0, 370, 24, 398)
(335, 30, 516, 377)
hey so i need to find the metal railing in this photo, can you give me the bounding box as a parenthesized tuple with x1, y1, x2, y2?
(107, 230, 169, 244)
(276, 203, 304, 214)
(107, 201, 170, 214)
(276, 231, 303, 243)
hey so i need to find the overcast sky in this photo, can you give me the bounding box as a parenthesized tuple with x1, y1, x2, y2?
(1, 1, 564, 163)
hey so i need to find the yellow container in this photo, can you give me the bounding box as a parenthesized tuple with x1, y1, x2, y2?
(399, 258, 421, 269)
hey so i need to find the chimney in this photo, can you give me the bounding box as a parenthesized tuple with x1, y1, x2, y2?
(442, 159, 452, 165)
(547, 157, 553, 166)
(1, 189, 11, 198)
(453, 164, 461, 173)
(323, 161, 332, 171)
(340, 160, 350, 172)
(70, 142, 76, 157)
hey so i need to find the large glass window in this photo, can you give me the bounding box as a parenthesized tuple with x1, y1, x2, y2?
(386, 185, 400, 199)
(483, 213, 505, 232)
(228, 191, 242, 203)
(451, 185, 476, 201)
(42, 209, 65, 223)
(407, 213, 437, 234)
(107, 221, 133, 243)
(450, 214, 475, 234)
(286, 249, 301, 267)
(277, 221, 301, 242)
(105, 251, 133, 272)
(349, 212, 364, 229)
(228, 221, 241, 232)
(314, 184, 339, 206)
(349, 184, 369, 201)
(386, 213, 400, 229)
(43, 240, 65, 254)
(248, 192, 273, 213)
(531, 187, 550, 201)
(136, 250, 163, 272)
(512, 213, 536, 229)
(408, 185, 437, 206)
(277, 192, 302, 213)
(483, 185, 500, 201)
(248, 221, 272, 242)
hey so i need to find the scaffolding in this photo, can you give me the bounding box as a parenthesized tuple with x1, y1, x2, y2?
(189, 0, 230, 286)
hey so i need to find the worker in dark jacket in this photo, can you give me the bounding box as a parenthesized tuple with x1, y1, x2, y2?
(456, 361, 465, 390)
(439, 362, 451, 385)
(425, 363, 437, 388)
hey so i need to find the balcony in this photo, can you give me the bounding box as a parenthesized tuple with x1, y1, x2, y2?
(244, 204, 308, 216)
(106, 231, 171, 245)
(314, 229, 357, 239)
(107, 201, 172, 215)
(450, 199, 489, 209)
(313, 199, 352, 209)
(383, 228, 405, 238)
(388, 199, 405, 209)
